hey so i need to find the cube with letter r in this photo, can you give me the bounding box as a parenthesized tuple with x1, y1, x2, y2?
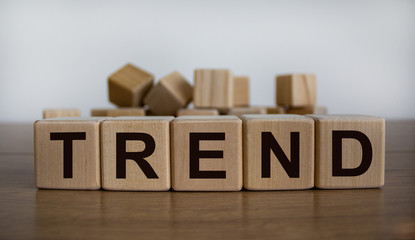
(100, 116, 173, 191)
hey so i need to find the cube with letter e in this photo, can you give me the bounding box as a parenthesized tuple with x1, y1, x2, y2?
(171, 116, 242, 191)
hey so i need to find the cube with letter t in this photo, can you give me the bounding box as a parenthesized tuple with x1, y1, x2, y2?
(100, 117, 173, 191)
(34, 118, 102, 189)
(308, 115, 385, 189)
(242, 114, 314, 190)
(171, 116, 243, 191)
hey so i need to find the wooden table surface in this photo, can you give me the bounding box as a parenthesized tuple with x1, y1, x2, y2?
(0, 120, 414, 240)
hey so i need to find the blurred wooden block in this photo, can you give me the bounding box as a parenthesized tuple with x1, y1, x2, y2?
(101, 117, 173, 191)
(266, 106, 287, 114)
(193, 69, 234, 108)
(227, 107, 267, 117)
(242, 115, 314, 190)
(106, 108, 146, 117)
(171, 116, 242, 191)
(233, 76, 250, 107)
(34, 118, 102, 189)
(144, 71, 193, 115)
(43, 109, 81, 119)
(91, 108, 113, 117)
(288, 106, 327, 115)
(177, 108, 219, 116)
(108, 63, 154, 107)
(145, 109, 157, 116)
(308, 115, 385, 189)
(91, 108, 145, 117)
(276, 74, 316, 107)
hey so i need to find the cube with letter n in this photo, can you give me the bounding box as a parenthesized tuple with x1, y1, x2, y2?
(171, 116, 242, 191)
(242, 114, 314, 190)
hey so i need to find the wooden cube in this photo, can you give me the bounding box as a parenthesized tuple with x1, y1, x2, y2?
(177, 108, 219, 116)
(101, 117, 173, 191)
(288, 106, 327, 115)
(91, 108, 146, 117)
(308, 115, 385, 189)
(242, 114, 314, 190)
(91, 108, 113, 117)
(227, 107, 267, 117)
(43, 109, 81, 119)
(193, 69, 234, 108)
(233, 76, 250, 107)
(171, 116, 242, 191)
(276, 74, 316, 107)
(108, 63, 154, 107)
(266, 106, 287, 114)
(34, 118, 102, 189)
(106, 108, 146, 117)
(144, 71, 193, 115)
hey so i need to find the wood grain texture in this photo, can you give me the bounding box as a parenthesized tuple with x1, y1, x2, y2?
(266, 106, 287, 114)
(176, 108, 219, 116)
(91, 108, 146, 117)
(3, 120, 410, 154)
(42, 108, 81, 119)
(193, 69, 234, 108)
(108, 63, 154, 107)
(106, 108, 146, 117)
(90, 108, 114, 117)
(101, 117, 173, 191)
(241, 114, 314, 190)
(0, 121, 414, 240)
(233, 76, 250, 107)
(276, 74, 316, 107)
(226, 106, 267, 117)
(34, 118, 102, 189)
(144, 71, 193, 115)
(288, 106, 327, 115)
(171, 116, 242, 191)
(308, 115, 385, 189)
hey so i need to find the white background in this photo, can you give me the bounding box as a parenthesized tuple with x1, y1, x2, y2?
(1, 0, 414, 122)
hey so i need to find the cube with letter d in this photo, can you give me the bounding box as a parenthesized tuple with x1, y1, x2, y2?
(171, 116, 242, 191)
(307, 115, 385, 189)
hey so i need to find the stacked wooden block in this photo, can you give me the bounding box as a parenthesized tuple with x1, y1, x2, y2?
(93, 64, 193, 117)
(86, 65, 259, 117)
(276, 74, 327, 115)
(43, 109, 81, 119)
(101, 65, 255, 117)
(42, 64, 328, 119)
(43, 64, 330, 121)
